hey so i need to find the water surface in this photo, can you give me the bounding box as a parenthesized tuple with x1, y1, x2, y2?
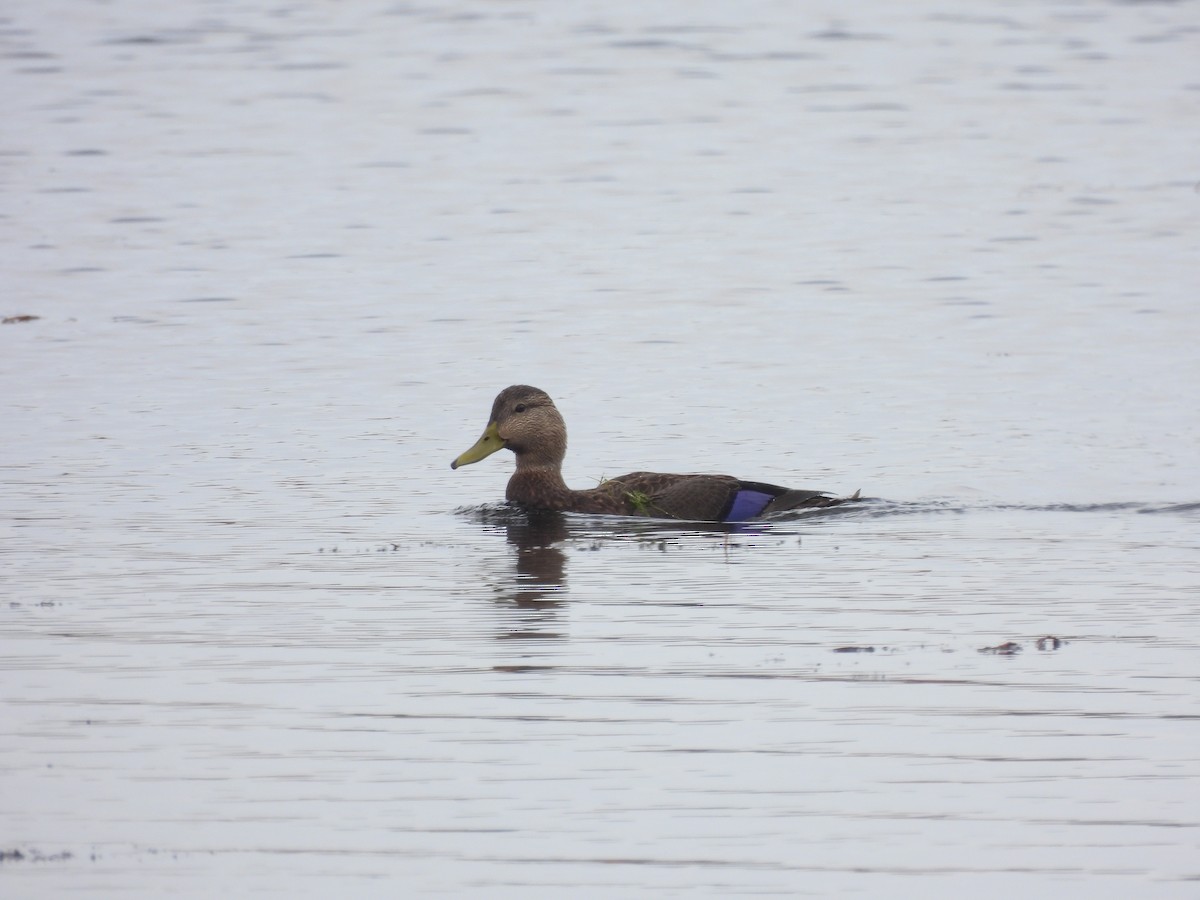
(3, 0, 1199, 897)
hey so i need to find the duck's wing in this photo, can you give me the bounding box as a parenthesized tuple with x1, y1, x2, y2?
(583, 473, 858, 522)
(583, 472, 739, 520)
(644, 474, 745, 521)
(672, 478, 853, 521)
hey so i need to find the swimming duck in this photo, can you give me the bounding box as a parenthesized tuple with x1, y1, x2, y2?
(451, 385, 856, 522)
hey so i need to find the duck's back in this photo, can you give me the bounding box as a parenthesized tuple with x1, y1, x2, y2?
(576, 472, 840, 522)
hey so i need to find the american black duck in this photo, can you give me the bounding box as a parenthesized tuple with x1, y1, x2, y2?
(452, 385, 857, 522)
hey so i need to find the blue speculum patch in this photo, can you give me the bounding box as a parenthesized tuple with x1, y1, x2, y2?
(723, 489, 775, 522)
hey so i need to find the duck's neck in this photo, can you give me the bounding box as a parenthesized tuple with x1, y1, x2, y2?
(507, 460, 574, 511)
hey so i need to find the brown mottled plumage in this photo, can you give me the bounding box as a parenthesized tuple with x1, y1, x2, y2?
(451, 385, 857, 522)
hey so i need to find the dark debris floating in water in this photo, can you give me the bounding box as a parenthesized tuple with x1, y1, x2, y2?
(979, 641, 1022, 655)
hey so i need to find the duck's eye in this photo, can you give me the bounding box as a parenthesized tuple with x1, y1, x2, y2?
(514, 403, 527, 413)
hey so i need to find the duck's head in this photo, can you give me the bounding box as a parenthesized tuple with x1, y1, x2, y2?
(451, 385, 567, 470)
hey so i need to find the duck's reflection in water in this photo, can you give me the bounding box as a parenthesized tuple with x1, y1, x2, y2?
(485, 508, 570, 640)
(464, 502, 861, 643)
(505, 510, 569, 604)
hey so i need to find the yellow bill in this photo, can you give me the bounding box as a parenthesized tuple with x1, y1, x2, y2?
(451, 421, 505, 469)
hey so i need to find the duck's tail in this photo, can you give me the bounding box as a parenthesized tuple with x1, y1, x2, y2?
(762, 486, 862, 515)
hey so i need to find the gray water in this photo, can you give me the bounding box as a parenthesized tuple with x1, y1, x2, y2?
(3, 1, 1199, 897)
